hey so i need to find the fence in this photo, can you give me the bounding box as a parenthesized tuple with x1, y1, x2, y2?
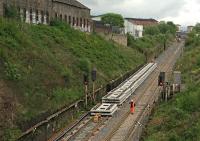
(17, 64, 145, 141)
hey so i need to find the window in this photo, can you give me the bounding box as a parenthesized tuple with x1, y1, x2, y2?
(55, 13, 58, 19)
(80, 18, 82, 26)
(36, 10, 38, 21)
(17, 7, 20, 14)
(83, 19, 86, 27)
(41, 11, 44, 23)
(23, 9, 26, 21)
(76, 17, 79, 26)
(73, 17, 75, 26)
(64, 15, 67, 22)
(30, 9, 32, 23)
(46, 12, 49, 23)
(60, 14, 62, 20)
(69, 16, 71, 25)
(87, 19, 89, 28)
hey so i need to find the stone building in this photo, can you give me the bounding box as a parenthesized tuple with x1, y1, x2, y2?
(1, 0, 91, 32)
(124, 18, 143, 38)
(126, 18, 158, 27)
(187, 26, 194, 33)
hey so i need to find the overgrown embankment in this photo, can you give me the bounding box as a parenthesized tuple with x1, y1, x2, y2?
(128, 22, 176, 61)
(0, 18, 177, 140)
(0, 18, 145, 140)
(143, 24, 200, 141)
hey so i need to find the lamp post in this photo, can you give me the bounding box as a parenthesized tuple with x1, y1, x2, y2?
(83, 74, 89, 108)
(91, 68, 97, 102)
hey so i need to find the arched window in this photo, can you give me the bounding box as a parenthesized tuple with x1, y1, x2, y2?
(23, 8, 26, 21)
(83, 19, 86, 27)
(69, 16, 71, 25)
(41, 11, 44, 23)
(55, 13, 57, 19)
(60, 14, 62, 20)
(30, 9, 32, 23)
(76, 17, 79, 26)
(65, 15, 67, 22)
(46, 11, 49, 23)
(87, 19, 89, 28)
(80, 18, 82, 26)
(73, 17, 75, 26)
(36, 10, 39, 21)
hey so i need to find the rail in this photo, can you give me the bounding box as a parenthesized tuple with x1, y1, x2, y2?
(104, 44, 182, 141)
(53, 112, 90, 141)
(17, 64, 144, 141)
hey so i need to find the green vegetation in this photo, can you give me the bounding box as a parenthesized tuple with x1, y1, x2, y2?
(143, 24, 200, 141)
(4, 5, 20, 19)
(128, 22, 176, 61)
(185, 23, 200, 47)
(0, 18, 145, 139)
(101, 13, 124, 27)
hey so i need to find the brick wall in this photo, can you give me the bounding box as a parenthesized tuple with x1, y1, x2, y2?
(96, 32, 127, 47)
(112, 34, 127, 47)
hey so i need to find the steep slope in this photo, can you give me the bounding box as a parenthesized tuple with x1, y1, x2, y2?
(0, 18, 145, 139)
(143, 37, 200, 140)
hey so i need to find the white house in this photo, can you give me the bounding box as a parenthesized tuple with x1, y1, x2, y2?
(187, 26, 194, 33)
(176, 24, 182, 32)
(92, 15, 102, 21)
(124, 18, 143, 38)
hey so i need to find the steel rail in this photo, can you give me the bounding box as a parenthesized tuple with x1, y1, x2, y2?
(104, 44, 181, 141)
(125, 44, 182, 141)
(103, 66, 163, 141)
(56, 64, 157, 141)
(53, 112, 90, 141)
(56, 63, 156, 141)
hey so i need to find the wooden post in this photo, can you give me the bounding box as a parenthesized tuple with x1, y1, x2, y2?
(91, 69, 97, 102)
(92, 81, 95, 102)
(85, 84, 88, 108)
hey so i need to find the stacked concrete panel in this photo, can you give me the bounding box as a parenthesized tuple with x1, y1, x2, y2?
(102, 63, 157, 105)
(90, 63, 157, 116)
(90, 103, 118, 116)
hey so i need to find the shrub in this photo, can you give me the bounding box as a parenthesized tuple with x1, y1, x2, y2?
(4, 5, 19, 19)
(61, 68, 72, 86)
(4, 62, 21, 80)
(50, 19, 67, 27)
(78, 58, 91, 75)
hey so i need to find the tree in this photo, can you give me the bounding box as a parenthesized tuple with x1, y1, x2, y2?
(144, 25, 160, 36)
(167, 21, 176, 34)
(4, 5, 19, 19)
(158, 21, 176, 35)
(101, 13, 124, 27)
(193, 23, 200, 33)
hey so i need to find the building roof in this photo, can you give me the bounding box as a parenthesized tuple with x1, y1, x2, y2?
(91, 15, 104, 18)
(125, 18, 158, 26)
(53, 0, 90, 10)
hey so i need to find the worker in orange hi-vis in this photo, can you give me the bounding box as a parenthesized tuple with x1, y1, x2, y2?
(130, 100, 135, 114)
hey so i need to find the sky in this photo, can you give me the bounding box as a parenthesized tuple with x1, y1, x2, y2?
(78, 0, 200, 26)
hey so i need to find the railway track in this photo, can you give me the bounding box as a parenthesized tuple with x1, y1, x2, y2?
(54, 42, 183, 141)
(102, 43, 183, 141)
(54, 63, 157, 141)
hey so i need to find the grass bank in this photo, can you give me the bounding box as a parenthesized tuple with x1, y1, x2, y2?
(143, 25, 200, 141)
(0, 18, 146, 140)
